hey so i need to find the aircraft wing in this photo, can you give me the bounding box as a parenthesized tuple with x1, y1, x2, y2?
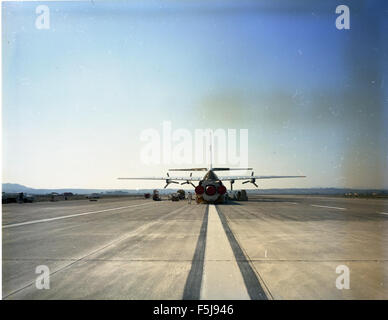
(117, 176, 202, 181)
(219, 175, 306, 180)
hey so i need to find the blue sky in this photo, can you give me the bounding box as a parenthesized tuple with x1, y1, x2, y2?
(2, 0, 388, 189)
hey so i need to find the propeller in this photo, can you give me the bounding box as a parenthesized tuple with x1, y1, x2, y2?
(230, 179, 235, 190)
(181, 173, 195, 187)
(242, 172, 258, 187)
(164, 172, 179, 188)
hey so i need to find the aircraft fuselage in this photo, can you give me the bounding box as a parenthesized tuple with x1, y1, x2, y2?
(194, 170, 227, 204)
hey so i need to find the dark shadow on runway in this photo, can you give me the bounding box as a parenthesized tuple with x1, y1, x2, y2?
(221, 200, 242, 205)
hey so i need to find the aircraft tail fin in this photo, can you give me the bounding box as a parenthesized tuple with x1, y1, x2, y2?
(209, 130, 214, 170)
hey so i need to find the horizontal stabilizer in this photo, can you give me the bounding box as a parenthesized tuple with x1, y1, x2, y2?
(212, 168, 253, 171)
(168, 168, 208, 171)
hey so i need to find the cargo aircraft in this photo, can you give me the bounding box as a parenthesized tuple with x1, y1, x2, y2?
(118, 146, 305, 204)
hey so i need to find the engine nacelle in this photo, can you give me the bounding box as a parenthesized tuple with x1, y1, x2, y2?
(195, 185, 205, 195)
(205, 185, 216, 196)
(196, 181, 227, 203)
(218, 185, 227, 195)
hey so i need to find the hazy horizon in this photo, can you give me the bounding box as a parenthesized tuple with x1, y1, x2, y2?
(3, 181, 388, 193)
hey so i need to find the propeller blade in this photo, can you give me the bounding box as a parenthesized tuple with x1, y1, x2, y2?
(253, 182, 258, 187)
(190, 182, 195, 187)
(242, 181, 249, 184)
(164, 183, 169, 188)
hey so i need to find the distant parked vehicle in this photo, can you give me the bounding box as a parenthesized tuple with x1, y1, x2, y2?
(23, 194, 35, 203)
(50, 192, 59, 202)
(170, 193, 180, 201)
(2, 192, 35, 204)
(144, 193, 151, 199)
(87, 193, 100, 201)
(227, 190, 248, 201)
(177, 189, 186, 200)
(152, 189, 161, 201)
(2, 192, 18, 204)
(63, 192, 74, 200)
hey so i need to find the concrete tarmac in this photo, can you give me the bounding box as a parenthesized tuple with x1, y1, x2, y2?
(2, 195, 388, 299)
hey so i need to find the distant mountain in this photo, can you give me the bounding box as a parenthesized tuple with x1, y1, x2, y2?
(2, 183, 36, 193)
(2, 183, 178, 195)
(2, 183, 387, 196)
(2, 183, 110, 195)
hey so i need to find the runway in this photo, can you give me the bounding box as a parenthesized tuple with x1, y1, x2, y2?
(2, 195, 388, 299)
